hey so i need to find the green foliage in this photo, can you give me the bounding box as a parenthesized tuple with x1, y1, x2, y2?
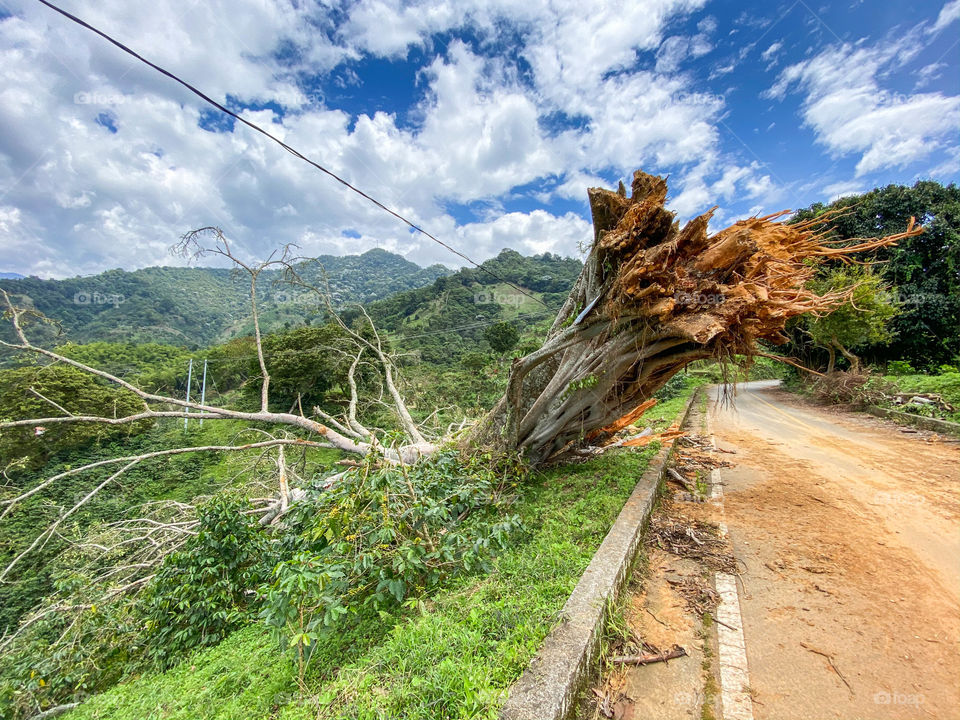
(882, 371, 960, 422)
(245, 323, 365, 412)
(653, 373, 689, 402)
(460, 352, 490, 372)
(260, 452, 524, 672)
(364, 250, 581, 366)
(56, 341, 193, 393)
(805, 268, 899, 368)
(887, 360, 916, 376)
(484, 322, 519, 355)
(142, 496, 272, 668)
(0, 584, 141, 720)
(0, 365, 149, 469)
(792, 180, 960, 369)
(60, 397, 701, 720)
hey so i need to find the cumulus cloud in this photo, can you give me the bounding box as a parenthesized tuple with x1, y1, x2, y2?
(766, 38, 960, 176)
(0, 0, 777, 278)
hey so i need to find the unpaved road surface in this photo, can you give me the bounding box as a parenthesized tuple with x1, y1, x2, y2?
(710, 381, 960, 719)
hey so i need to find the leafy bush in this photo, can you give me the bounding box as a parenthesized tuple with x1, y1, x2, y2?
(887, 360, 916, 376)
(260, 451, 524, 676)
(653, 373, 689, 402)
(141, 496, 271, 668)
(0, 365, 149, 469)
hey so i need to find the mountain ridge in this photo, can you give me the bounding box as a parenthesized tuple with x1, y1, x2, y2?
(0, 248, 451, 347)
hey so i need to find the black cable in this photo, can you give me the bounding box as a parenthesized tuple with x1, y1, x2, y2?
(34, 0, 548, 308)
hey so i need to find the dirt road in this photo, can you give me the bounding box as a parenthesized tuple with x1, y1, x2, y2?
(710, 381, 960, 719)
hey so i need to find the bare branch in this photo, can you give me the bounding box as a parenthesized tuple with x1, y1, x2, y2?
(1, 438, 333, 521)
(27, 387, 75, 417)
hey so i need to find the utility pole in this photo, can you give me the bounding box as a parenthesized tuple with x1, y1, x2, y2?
(184, 358, 193, 431)
(199, 359, 208, 426)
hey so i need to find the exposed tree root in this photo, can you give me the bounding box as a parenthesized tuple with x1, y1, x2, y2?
(464, 170, 922, 464)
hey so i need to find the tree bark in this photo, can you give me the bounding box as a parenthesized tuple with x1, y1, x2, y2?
(832, 336, 860, 371)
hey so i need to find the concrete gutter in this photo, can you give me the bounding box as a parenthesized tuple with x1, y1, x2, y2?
(499, 389, 701, 720)
(865, 405, 960, 436)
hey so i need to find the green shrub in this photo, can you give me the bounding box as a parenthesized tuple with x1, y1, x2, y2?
(887, 360, 916, 376)
(260, 451, 524, 677)
(141, 496, 271, 668)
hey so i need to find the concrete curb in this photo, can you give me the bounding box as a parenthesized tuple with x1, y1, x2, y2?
(499, 389, 701, 720)
(865, 405, 960, 436)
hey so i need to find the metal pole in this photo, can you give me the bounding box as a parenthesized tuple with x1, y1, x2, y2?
(199, 359, 208, 426)
(184, 358, 193, 431)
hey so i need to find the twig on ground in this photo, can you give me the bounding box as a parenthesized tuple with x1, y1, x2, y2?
(610, 644, 687, 665)
(800, 642, 853, 693)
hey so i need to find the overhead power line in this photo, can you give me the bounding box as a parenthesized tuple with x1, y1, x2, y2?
(34, 0, 548, 308)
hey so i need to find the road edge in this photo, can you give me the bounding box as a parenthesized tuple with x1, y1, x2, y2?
(865, 405, 960, 436)
(498, 388, 701, 720)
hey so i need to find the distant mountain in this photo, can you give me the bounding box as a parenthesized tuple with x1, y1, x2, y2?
(0, 249, 450, 348)
(0, 272, 24, 279)
(364, 248, 583, 364)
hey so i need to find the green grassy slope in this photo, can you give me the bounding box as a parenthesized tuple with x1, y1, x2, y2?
(63, 386, 699, 720)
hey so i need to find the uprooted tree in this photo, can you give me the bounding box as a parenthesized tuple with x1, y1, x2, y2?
(0, 170, 921, 700)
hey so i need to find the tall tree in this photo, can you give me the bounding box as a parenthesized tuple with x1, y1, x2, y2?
(792, 181, 960, 369)
(804, 269, 899, 372)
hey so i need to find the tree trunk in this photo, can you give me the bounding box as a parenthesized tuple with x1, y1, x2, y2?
(832, 336, 860, 371)
(462, 170, 914, 465)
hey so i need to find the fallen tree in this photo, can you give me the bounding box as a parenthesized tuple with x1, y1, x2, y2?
(2, 171, 923, 531)
(463, 171, 920, 463)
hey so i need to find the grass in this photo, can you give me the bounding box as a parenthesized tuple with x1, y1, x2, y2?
(65, 383, 702, 720)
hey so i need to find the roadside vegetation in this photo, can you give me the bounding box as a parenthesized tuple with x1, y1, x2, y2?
(777, 181, 959, 426)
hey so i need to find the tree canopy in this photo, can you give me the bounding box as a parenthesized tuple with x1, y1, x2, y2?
(792, 180, 960, 369)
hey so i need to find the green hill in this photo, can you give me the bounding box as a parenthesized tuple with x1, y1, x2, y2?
(0, 249, 450, 348)
(364, 248, 583, 364)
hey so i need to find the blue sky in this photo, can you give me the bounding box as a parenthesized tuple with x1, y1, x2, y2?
(0, 0, 957, 277)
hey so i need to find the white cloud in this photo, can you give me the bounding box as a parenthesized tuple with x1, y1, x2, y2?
(914, 62, 946, 89)
(457, 209, 592, 258)
(766, 39, 960, 176)
(822, 180, 866, 199)
(930, 0, 960, 33)
(655, 34, 713, 73)
(0, 0, 781, 279)
(760, 41, 782, 61)
(760, 41, 783, 69)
